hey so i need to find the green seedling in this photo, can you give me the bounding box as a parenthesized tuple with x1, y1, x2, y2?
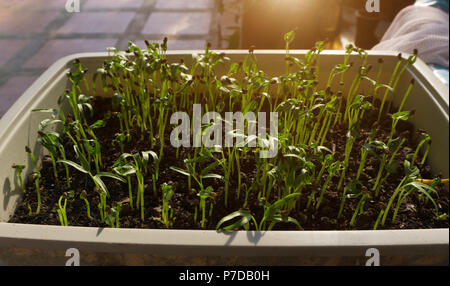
(79, 190, 92, 220)
(348, 186, 370, 227)
(216, 209, 258, 231)
(355, 122, 378, 180)
(105, 202, 122, 228)
(412, 132, 431, 166)
(56, 191, 74, 226)
(161, 183, 174, 228)
(12, 164, 26, 193)
(25, 146, 41, 214)
(373, 137, 405, 197)
(57, 147, 125, 197)
(315, 161, 342, 210)
(278, 146, 316, 208)
(216, 193, 303, 231)
(113, 151, 157, 220)
(112, 133, 126, 153)
(57, 146, 125, 223)
(338, 180, 361, 219)
(170, 151, 224, 195)
(381, 160, 438, 226)
(170, 152, 223, 227)
(259, 193, 303, 231)
(197, 186, 214, 229)
(150, 183, 175, 228)
(37, 130, 60, 180)
(389, 110, 413, 141)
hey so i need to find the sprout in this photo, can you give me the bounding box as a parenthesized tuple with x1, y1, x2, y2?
(56, 191, 74, 226)
(411, 132, 431, 166)
(315, 161, 342, 210)
(216, 209, 258, 231)
(105, 202, 122, 228)
(381, 160, 439, 226)
(80, 190, 92, 220)
(12, 163, 26, 193)
(113, 151, 157, 220)
(25, 146, 41, 214)
(57, 146, 125, 222)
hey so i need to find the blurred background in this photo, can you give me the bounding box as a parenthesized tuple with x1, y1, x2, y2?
(0, 0, 441, 118)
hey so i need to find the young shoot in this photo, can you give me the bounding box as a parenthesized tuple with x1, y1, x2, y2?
(56, 191, 74, 226)
(161, 183, 174, 228)
(57, 146, 125, 220)
(11, 164, 26, 193)
(315, 161, 342, 210)
(349, 186, 370, 227)
(105, 202, 122, 228)
(80, 190, 92, 220)
(25, 146, 41, 214)
(411, 132, 431, 166)
(381, 160, 439, 226)
(113, 151, 156, 220)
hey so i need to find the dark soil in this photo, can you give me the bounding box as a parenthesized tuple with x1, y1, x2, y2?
(9, 96, 449, 230)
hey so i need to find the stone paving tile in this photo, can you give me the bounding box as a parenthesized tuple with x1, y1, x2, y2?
(0, 0, 65, 11)
(56, 12, 136, 34)
(0, 10, 60, 34)
(0, 75, 37, 117)
(24, 38, 118, 69)
(0, 39, 30, 66)
(142, 12, 211, 36)
(154, 0, 212, 10)
(84, 0, 144, 9)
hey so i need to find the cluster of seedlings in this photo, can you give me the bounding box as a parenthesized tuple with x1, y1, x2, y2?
(10, 33, 449, 230)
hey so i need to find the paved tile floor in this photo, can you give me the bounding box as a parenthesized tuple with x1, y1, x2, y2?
(0, 0, 237, 119)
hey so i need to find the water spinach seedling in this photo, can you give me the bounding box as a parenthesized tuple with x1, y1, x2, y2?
(25, 146, 41, 214)
(105, 202, 122, 228)
(56, 191, 74, 226)
(150, 182, 175, 228)
(113, 151, 157, 220)
(79, 190, 92, 220)
(11, 164, 26, 193)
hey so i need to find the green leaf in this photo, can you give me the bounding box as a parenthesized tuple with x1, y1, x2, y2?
(216, 209, 255, 231)
(143, 150, 159, 166)
(201, 173, 224, 181)
(392, 111, 411, 121)
(113, 164, 136, 176)
(32, 108, 59, 118)
(270, 193, 301, 212)
(96, 172, 126, 183)
(90, 120, 106, 129)
(170, 166, 191, 177)
(404, 181, 439, 211)
(57, 159, 88, 174)
(267, 215, 302, 230)
(284, 31, 296, 45)
(39, 119, 62, 131)
(93, 175, 109, 196)
(200, 160, 223, 177)
(74, 145, 90, 172)
(404, 160, 420, 179)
